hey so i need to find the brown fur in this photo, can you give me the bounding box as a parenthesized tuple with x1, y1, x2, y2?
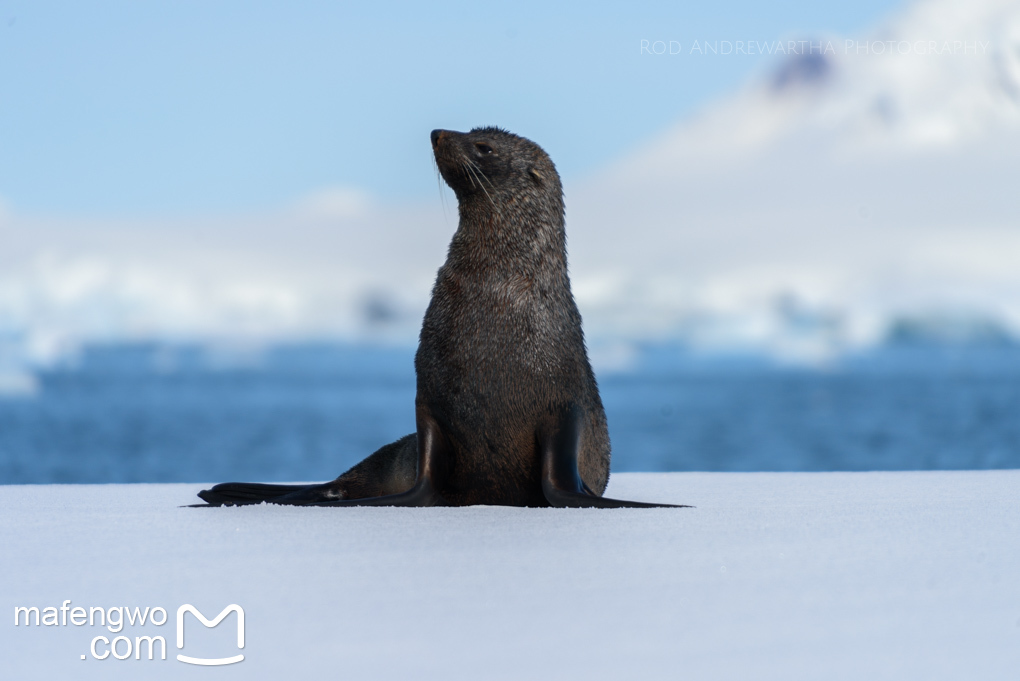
(328, 127, 611, 505)
(199, 128, 615, 508)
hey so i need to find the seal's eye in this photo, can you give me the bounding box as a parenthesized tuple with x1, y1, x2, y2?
(474, 143, 493, 155)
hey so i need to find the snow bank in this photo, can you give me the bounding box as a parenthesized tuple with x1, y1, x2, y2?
(2, 471, 1017, 679)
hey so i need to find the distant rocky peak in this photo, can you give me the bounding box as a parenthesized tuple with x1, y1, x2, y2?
(771, 51, 834, 93)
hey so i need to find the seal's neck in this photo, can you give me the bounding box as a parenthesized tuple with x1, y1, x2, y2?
(448, 192, 568, 278)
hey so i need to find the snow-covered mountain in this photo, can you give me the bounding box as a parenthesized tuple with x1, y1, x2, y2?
(2, 0, 1019, 370)
(568, 0, 1020, 358)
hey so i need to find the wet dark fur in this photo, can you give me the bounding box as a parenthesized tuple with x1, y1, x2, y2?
(200, 128, 616, 507)
(414, 127, 611, 505)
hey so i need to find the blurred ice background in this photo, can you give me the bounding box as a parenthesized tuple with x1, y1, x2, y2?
(2, 0, 1020, 482)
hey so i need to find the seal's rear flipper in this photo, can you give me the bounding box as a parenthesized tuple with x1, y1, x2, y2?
(543, 486, 690, 509)
(195, 482, 313, 506)
(540, 404, 692, 509)
(196, 479, 448, 507)
(194, 422, 448, 508)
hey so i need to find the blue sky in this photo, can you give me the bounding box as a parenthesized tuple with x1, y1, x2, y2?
(0, 0, 906, 217)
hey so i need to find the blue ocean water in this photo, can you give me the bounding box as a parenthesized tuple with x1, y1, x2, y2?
(1, 342, 1019, 484)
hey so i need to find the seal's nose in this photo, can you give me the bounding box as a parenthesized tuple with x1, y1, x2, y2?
(431, 129, 446, 148)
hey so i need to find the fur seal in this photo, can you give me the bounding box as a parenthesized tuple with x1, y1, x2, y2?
(197, 127, 685, 508)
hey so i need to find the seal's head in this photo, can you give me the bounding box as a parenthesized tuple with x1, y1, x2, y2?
(431, 127, 562, 210)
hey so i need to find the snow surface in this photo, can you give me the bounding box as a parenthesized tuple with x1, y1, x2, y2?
(2, 471, 1018, 679)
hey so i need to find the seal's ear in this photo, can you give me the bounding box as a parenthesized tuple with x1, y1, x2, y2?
(528, 167, 544, 184)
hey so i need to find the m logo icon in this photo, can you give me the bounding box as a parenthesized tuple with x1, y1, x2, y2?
(176, 604, 245, 666)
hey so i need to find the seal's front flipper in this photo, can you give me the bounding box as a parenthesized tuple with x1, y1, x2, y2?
(310, 407, 451, 507)
(195, 483, 311, 506)
(539, 404, 691, 509)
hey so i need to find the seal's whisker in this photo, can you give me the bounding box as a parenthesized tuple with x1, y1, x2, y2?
(467, 159, 497, 191)
(460, 160, 478, 190)
(464, 160, 498, 214)
(434, 156, 450, 218)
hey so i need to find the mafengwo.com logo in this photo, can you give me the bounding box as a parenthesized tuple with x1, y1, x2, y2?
(13, 601, 244, 665)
